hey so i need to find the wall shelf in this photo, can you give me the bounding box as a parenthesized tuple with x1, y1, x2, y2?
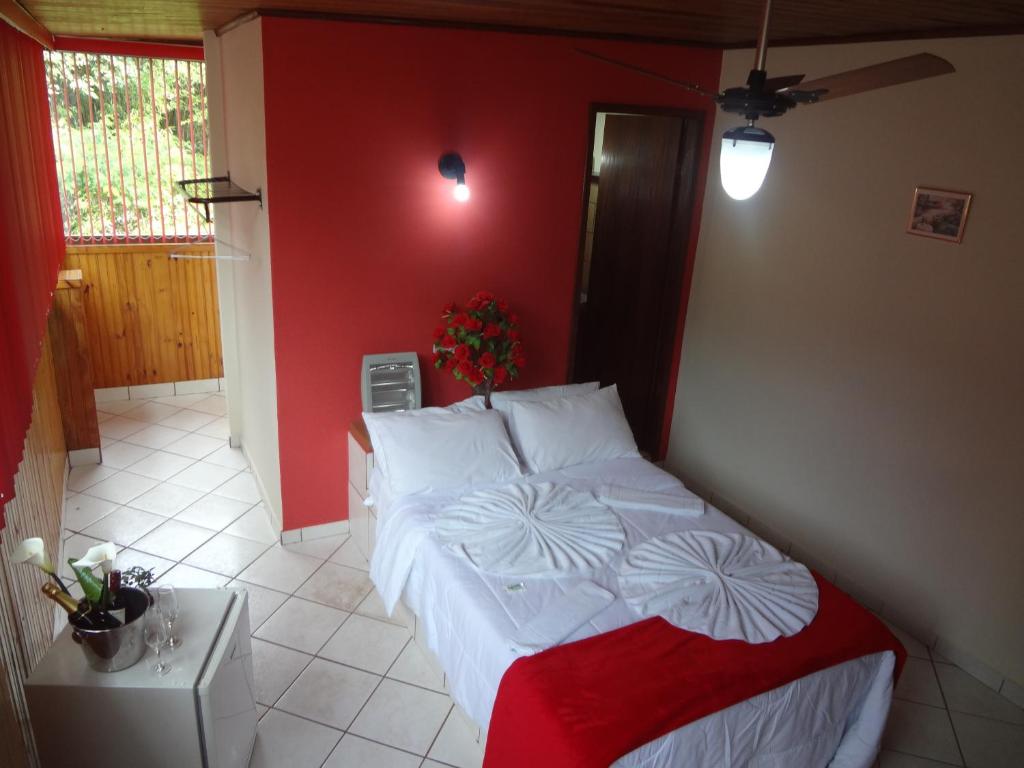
(177, 175, 262, 223)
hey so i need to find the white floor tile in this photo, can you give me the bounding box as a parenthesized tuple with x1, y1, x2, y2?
(255, 596, 348, 654)
(349, 678, 452, 755)
(223, 506, 278, 544)
(183, 532, 270, 577)
(169, 461, 239, 492)
(82, 506, 165, 547)
(276, 658, 379, 730)
(113, 548, 177, 581)
(63, 493, 119, 531)
(227, 580, 289, 631)
(428, 710, 484, 768)
(124, 401, 180, 424)
(284, 534, 346, 560)
(98, 416, 149, 440)
(249, 709, 341, 768)
(354, 589, 407, 627)
(319, 615, 409, 675)
(203, 444, 249, 470)
(82, 471, 160, 504)
(329, 538, 370, 571)
(157, 408, 219, 432)
(323, 734, 420, 768)
(882, 619, 931, 661)
(153, 563, 229, 589)
(94, 392, 134, 409)
(175, 494, 253, 531)
(99, 441, 154, 470)
(251, 638, 312, 706)
(882, 699, 963, 765)
(195, 416, 230, 439)
(895, 658, 945, 708)
(127, 482, 205, 517)
(237, 547, 321, 592)
(189, 394, 228, 416)
(125, 450, 196, 481)
(937, 664, 1024, 724)
(296, 561, 373, 611)
(132, 519, 216, 561)
(154, 393, 208, 408)
(212, 471, 261, 504)
(67, 464, 119, 492)
(163, 432, 225, 460)
(387, 642, 446, 694)
(951, 711, 1024, 768)
(122, 424, 191, 450)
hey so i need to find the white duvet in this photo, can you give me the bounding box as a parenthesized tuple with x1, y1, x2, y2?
(370, 457, 893, 768)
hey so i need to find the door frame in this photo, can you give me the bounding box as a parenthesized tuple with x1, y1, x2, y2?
(566, 103, 707, 458)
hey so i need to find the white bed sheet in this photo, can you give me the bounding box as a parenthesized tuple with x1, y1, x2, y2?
(370, 457, 894, 768)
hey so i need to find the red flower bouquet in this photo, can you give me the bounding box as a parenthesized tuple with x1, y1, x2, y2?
(432, 291, 525, 407)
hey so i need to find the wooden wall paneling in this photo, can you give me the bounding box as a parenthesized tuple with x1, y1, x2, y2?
(48, 270, 101, 452)
(0, 334, 67, 768)
(63, 244, 223, 387)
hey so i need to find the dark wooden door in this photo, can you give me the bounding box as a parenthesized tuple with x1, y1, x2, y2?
(572, 111, 700, 456)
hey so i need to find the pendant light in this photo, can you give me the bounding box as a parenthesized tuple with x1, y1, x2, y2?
(720, 125, 774, 201)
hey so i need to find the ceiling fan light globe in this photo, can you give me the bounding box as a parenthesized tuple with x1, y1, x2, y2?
(720, 126, 775, 201)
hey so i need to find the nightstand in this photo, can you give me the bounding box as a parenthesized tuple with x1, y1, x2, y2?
(348, 419, 376, 561)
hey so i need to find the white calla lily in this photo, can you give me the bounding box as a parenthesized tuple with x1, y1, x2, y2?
(12, 537, 54, 574)
(73, 542, 118, 574)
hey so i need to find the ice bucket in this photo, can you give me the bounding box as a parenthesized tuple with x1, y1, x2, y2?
(70, 587, 150, 673)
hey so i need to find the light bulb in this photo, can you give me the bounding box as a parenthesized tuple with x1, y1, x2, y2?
(720, 125, 774, 201)
(453, 182, 470, 202)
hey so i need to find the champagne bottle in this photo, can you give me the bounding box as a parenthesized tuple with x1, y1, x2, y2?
(41, 583, 100, 629)
(107, 570, 127, 624)
(41, 583, 123, 630)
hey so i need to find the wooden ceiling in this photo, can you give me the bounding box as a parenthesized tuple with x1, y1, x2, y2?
(16, 0, 1024, 46)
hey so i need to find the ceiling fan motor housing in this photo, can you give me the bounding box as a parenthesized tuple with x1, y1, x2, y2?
(717, 69, 797, 121)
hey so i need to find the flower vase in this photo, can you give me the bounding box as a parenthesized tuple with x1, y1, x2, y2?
(474, 381, 494, 409)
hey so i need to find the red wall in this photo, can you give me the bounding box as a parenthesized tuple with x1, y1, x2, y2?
(0, 21, 66, 522)
(260, 18, 721, 529)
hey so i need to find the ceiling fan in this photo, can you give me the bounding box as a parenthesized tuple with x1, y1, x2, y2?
(578, 0, 955, 200)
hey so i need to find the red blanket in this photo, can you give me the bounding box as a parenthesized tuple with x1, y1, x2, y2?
(484, 574, 905, 767)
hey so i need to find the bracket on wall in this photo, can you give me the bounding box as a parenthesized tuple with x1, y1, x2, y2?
(176, 173, 262, 223)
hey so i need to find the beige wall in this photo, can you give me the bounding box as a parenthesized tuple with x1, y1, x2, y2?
(667, 35, 1024, 687)
(204, 21, 283, 530)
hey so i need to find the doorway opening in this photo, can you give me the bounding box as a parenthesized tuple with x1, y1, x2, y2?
(570, 107, 704, 458)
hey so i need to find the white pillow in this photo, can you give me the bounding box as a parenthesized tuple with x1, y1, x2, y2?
(362, 408, 522, 497)
(490, 381, 599, 410)
(505, 385, 639, 473)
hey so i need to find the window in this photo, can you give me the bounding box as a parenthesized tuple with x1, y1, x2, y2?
(44, 48, 211, 243)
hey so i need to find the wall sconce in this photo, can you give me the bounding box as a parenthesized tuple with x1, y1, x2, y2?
(438, 153, 470, 202)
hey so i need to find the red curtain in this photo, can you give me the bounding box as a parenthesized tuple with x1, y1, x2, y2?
(0, 21, 66, 523)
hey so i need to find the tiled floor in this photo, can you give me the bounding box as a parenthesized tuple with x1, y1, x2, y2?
(62, 392, 484, 768)
(65, 393, 1023, 768)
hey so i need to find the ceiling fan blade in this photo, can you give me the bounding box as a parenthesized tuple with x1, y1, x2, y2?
(782, 53, 954, 103)
(764, 73, 805, 92)
(575, 48, 719, 99)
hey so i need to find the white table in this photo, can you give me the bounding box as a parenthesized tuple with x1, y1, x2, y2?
(26, 587, 257, 768)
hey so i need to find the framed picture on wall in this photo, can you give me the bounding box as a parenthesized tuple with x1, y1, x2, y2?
(907, 187, 973, 243)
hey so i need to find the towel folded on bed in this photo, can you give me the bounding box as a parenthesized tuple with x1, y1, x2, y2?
(597, 485, 705, 516)
(509, 581, 615, 655)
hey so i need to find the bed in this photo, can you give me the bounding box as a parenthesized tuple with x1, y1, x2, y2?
(362, 384, 902, 767)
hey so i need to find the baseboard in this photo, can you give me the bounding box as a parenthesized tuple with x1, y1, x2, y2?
(238, 443, 282, 536)
(68, 447, 101, 467)
(94, 378, 225, 402)
(280, 519, 350, 544)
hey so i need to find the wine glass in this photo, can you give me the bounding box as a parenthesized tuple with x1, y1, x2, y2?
(143, 610, 171, 676)
(156, 585, 181, 649)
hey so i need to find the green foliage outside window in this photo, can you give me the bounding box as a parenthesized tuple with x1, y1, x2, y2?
(44, 51, 212, 242)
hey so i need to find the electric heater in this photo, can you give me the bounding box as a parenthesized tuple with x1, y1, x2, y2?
(361, 353, 422, 413)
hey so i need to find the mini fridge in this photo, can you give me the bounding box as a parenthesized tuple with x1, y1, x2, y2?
(26, 587, 257, 768)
